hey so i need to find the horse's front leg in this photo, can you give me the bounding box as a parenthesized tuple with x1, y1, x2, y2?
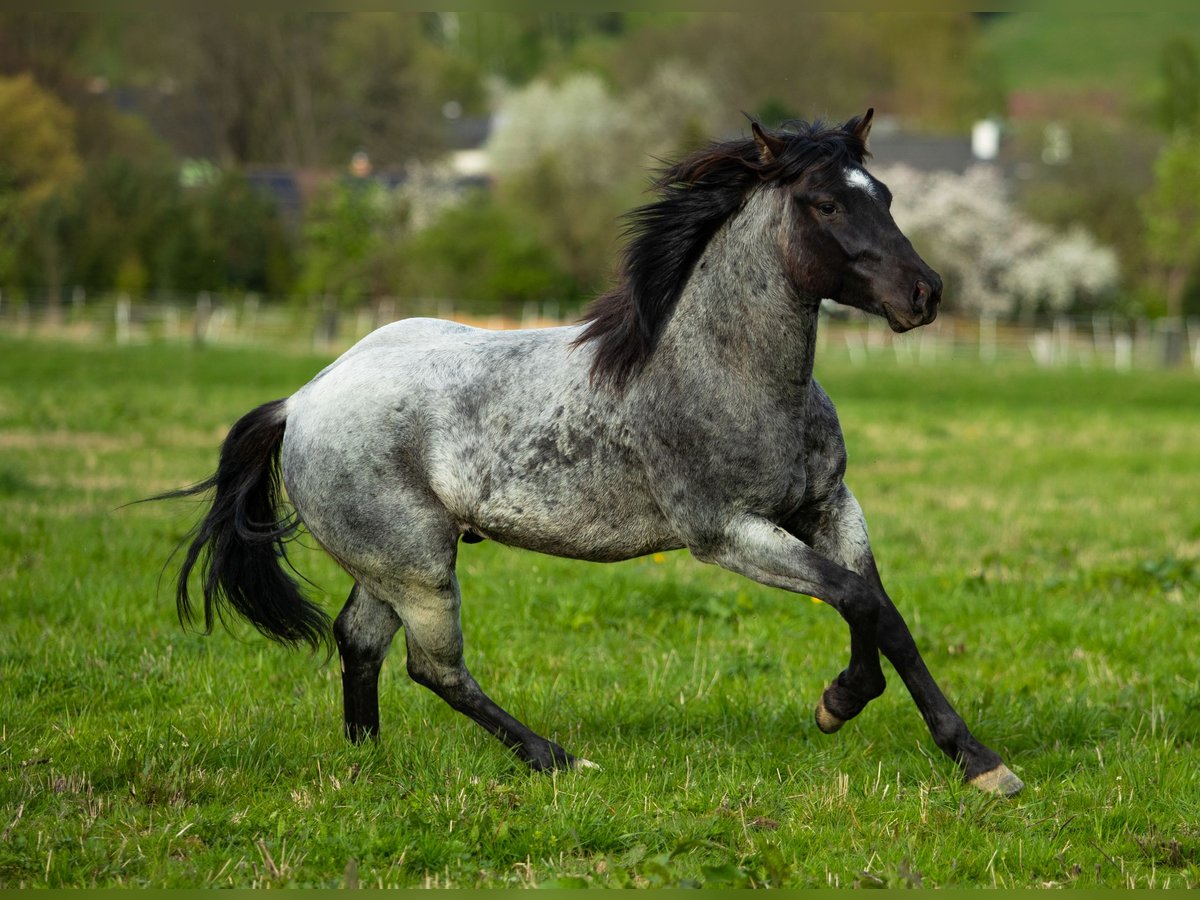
(707, 510, 1022, 796)
(795, 485, 1021, 794)
(701, 511, 888, 725)
(786, 486, 889, 732)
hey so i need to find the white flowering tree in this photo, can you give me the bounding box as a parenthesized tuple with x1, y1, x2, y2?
(874, 163, 1119, 318)
(486, 67, 723, 294)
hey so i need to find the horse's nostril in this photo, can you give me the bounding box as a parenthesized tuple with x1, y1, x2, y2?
(913, 280, 930, 310)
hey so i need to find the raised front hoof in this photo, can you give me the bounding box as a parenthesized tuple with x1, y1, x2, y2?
(968, 764, 1024, 797)
(814, 696, 846, 734)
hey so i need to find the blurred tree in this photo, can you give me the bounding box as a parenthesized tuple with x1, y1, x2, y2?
(1142, 132, 1200, 318)
(0, 73, 83, 313)
(326, 14, 461, 166)
(595, 13, 985, 133)
(113, 13, 336, 166)
(0, 73, 82, 210)
(396, 190, 574, 312)
(48, 156, 181, 294)
(880, 163, 1118, 318)
(487, 66, 722, 297)
(113, 13, 481, 168)
(0, 13, 95, 96)
(297, 175, 406, 305)
(1152, 36, 1200, 134)
(1013, 119, 1159, 301)
(450, 12, 628, 85)
(176, 172, 295, 294)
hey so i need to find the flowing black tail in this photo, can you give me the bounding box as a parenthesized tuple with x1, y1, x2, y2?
(157, 398, 330, 651)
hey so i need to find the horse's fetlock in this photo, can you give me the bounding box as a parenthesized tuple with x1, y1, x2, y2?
(863, 672, 887, 700)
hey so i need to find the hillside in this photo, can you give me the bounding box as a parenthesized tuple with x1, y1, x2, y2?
(981, 11, 1200, 98)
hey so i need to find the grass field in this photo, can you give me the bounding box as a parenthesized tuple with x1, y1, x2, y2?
(1, 335, 1198, 888)
(980, 11, 1200, 95)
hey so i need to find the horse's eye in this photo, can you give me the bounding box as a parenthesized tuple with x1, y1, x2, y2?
(817, 202, 838, 216)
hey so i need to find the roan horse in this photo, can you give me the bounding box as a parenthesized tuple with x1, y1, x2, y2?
(163, 110, 1022, 796)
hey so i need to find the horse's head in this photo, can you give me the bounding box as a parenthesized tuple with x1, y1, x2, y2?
(755, 110, 941, 332)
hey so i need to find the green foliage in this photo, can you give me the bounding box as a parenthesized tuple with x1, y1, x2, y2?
(1142, 131, 1200, 316)
(1013, 119, 1159, 299)
(327, 14, 466, 165)
(1143, 132, 1200, 266)
(297, 177, 405, 306)
(2, 337, 1199, 887)
(52, 156, 179, 293)
(1153, 37, 1200, 134)
(595, 13, 986, 133)
(0, 73, 81, 207)
(397, 190, 575, 311)
(0, 73, 82, 286)
(176, 171, 295, 294)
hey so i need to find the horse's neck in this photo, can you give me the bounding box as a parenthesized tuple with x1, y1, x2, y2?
(653, 191, 820, 401)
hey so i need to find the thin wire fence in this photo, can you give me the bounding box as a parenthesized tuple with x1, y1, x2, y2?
(2, 288, 1198, 373)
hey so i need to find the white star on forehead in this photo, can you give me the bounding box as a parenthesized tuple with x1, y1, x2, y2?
(844, 167, 878, 199)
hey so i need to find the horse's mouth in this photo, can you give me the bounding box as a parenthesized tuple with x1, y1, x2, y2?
(882, 301, 918, 333)
(882, 301, 935, 333)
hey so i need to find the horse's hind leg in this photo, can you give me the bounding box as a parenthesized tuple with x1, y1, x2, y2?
(334, 583, 402, 742)
(380, 572, 585, 772)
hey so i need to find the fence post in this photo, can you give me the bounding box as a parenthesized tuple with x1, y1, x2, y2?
(1159, 317, 1185, 368)
(242, 293, 260, 341)
(979, 313, 996, 364)
(355, 306, 373, 340)
(844, 330, 865, 366)
(1114, 333, 1132, 372)
(521, 300, 538, 327)
(193, 292, 212, 347)
(115, 294, 131, 345)
(376, 298, 396, 330)
(314, 294, 339, 350)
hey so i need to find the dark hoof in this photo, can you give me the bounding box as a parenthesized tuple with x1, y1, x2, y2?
(522, 742, 577, 772)
(969, 764, 1024, 797)
(814, 696, 846, 734)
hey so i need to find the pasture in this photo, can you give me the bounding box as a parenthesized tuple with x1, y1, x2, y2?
(1, 334, 1197, 888)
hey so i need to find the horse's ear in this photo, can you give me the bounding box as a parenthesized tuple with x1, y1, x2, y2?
(849, 107, 874, 147)
(752, 121, 786, 164)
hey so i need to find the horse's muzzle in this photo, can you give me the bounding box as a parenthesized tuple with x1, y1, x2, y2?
(883, 277, 941, 332)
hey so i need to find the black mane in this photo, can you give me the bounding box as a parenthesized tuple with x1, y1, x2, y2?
(575, 114, 871, 389)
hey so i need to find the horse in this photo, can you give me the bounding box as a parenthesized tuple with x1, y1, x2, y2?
(162, 110, 1022, 796)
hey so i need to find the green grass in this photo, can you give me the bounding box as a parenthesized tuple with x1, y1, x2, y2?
(1, 335, 1198, 888)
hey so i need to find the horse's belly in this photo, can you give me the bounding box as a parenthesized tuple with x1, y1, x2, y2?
(446, 465, 681, 563)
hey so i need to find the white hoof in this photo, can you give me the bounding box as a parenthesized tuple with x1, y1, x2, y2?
(969, 764, 1024, 797)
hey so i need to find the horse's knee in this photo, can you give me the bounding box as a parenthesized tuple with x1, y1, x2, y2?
(404, 641, 467, 693)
